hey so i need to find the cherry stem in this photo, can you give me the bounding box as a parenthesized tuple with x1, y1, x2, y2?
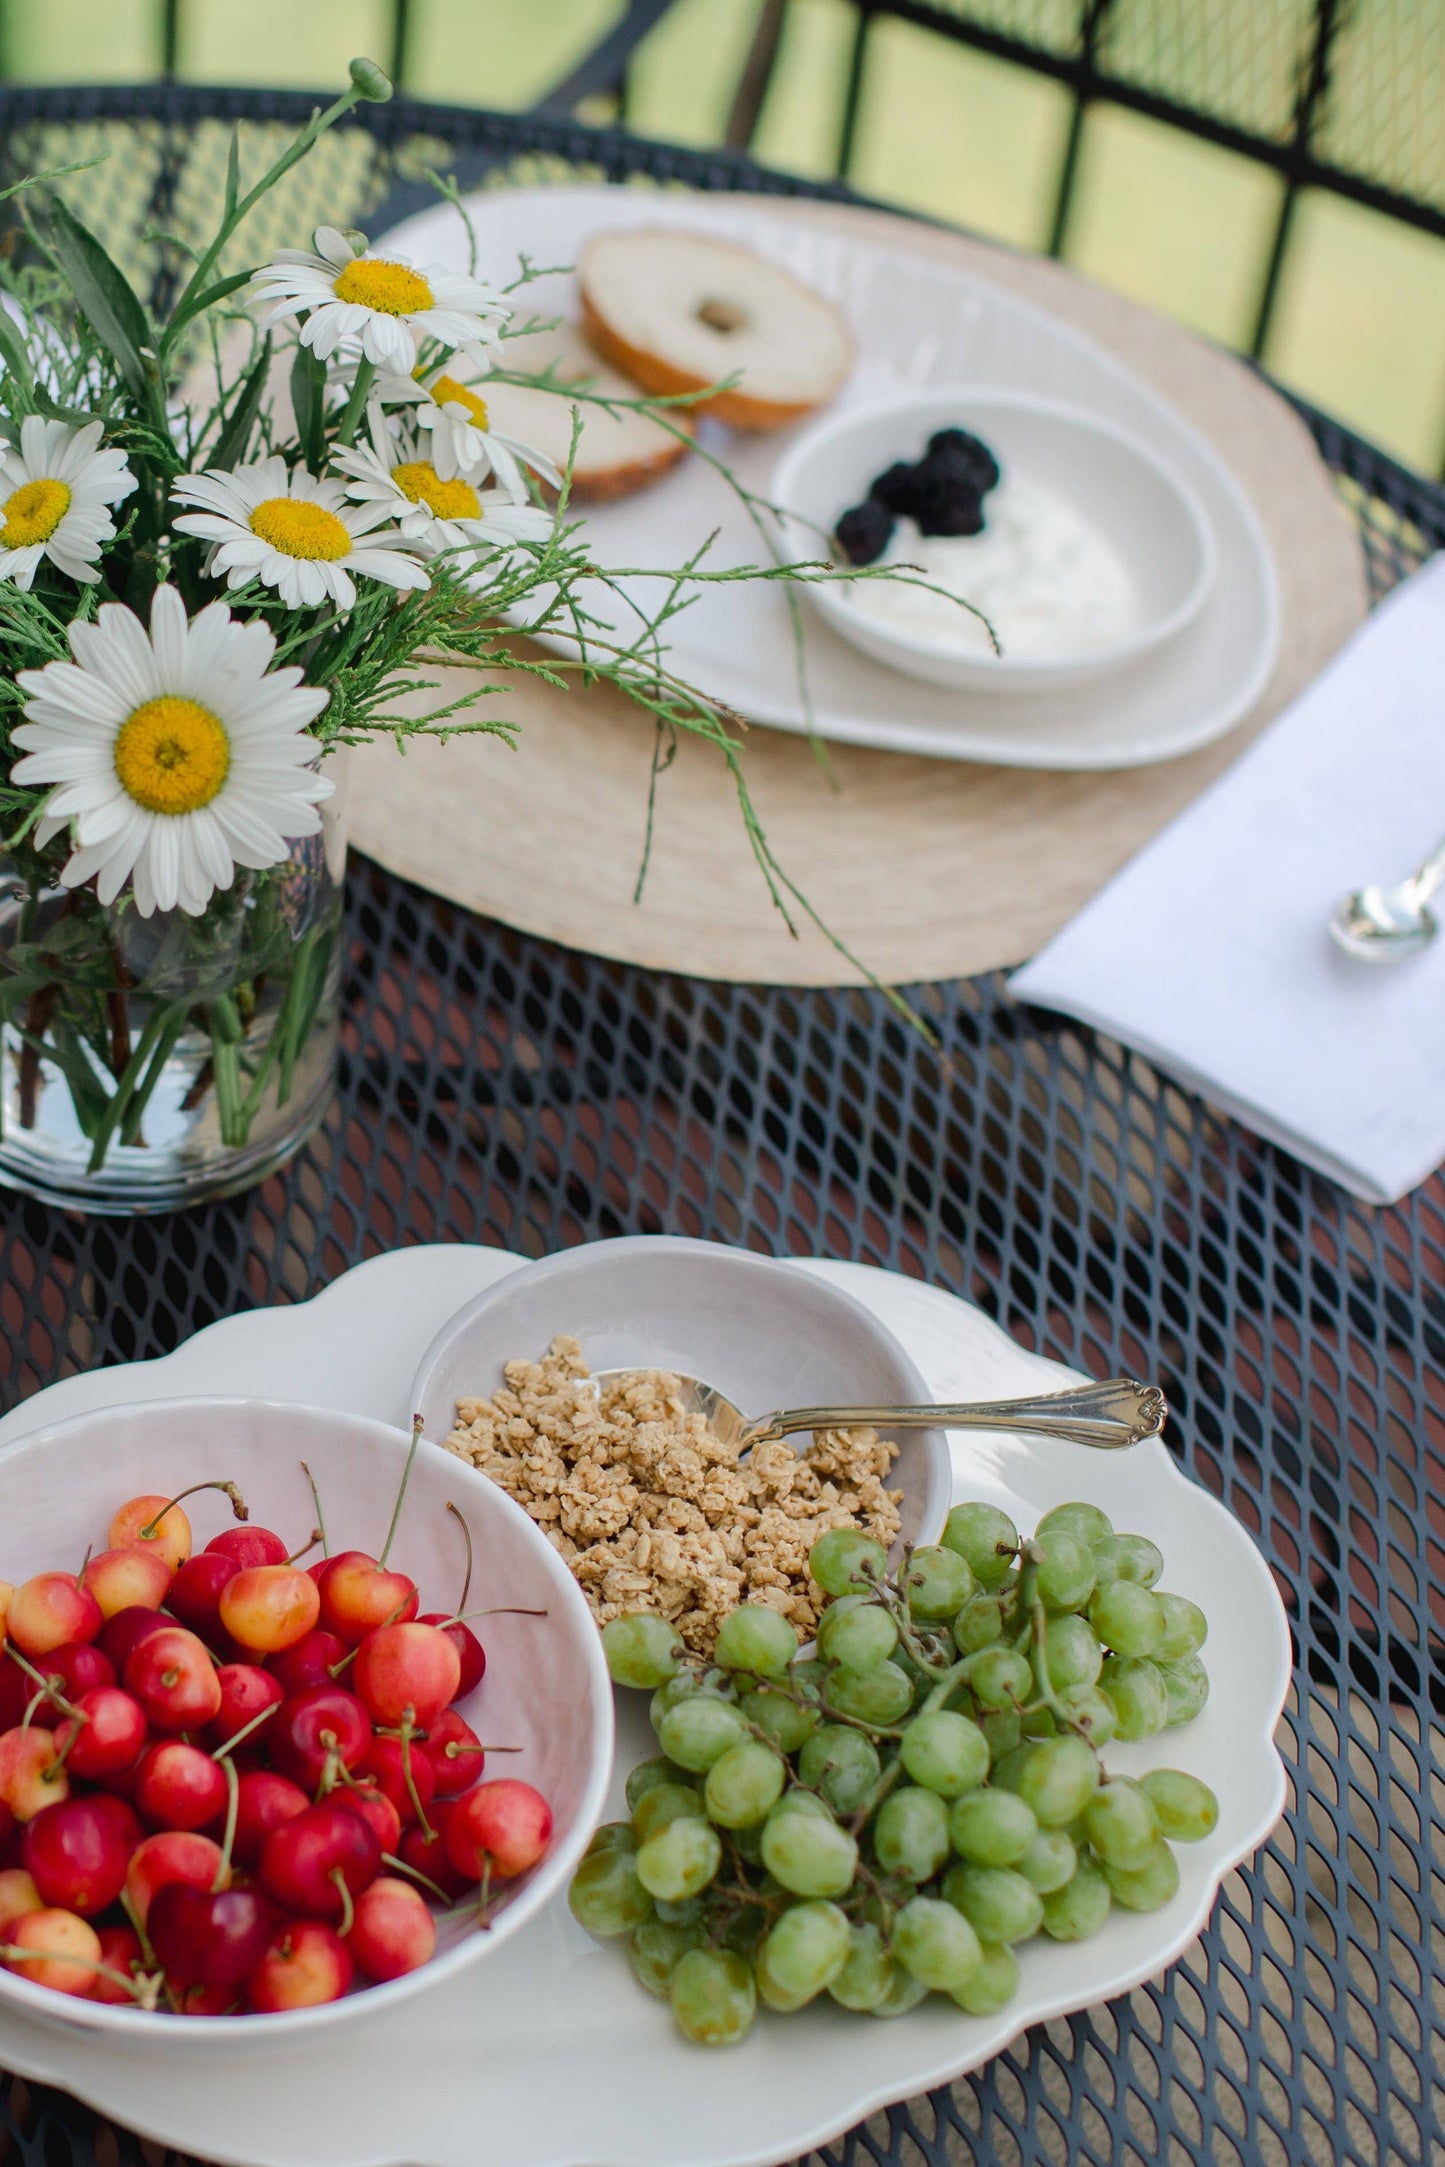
(0, 1943, 162, 2009)
(214, 1755, 240, 1891)
(139, 1480, 248, 1541)
(476, 1853, 493, 1928)
(300, 1461, 330, 1558)
(441, 1606, 548, 1627)
(6, 1647, 83, 1722)
(381, 1850, 450, 1905)
(398, 1714, 434, 1840)
(286, 1528, 324, 1568)
(329, 1868, 355, 1938)
(120, 1889, 156, 1970)
(211, 1699, 280, 1762)
(378, 1415, 424, 1571)
(446, 1501, 473, 1617)
(448, 1741, 520, 1757)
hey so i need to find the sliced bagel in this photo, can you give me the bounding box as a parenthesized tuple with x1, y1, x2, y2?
(483, 322, 692, 503)
(577, 228, 852, 431)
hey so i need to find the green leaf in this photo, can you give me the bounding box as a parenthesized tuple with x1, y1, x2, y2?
(45, 196, 152, 402)
(0, 308, 33, 402)
(30, 384, 98, 428)
(223, 127, 241, 225)
(290, 341, 326, 474)
(166, 265, 255, 343)
(213, 333, 272, 470)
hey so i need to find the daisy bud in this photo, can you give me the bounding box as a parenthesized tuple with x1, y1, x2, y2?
(349, 57, 393, 102)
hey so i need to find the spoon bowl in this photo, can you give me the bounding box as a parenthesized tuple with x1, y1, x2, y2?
(1330, 881, 1440, 963)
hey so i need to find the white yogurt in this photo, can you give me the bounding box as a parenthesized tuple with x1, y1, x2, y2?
(845, 475, 1139, 661)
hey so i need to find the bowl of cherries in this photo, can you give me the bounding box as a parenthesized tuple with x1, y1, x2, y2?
(0, 1396, 613, 2040)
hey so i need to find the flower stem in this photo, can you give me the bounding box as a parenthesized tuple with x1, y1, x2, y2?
(335, 358, 376, 449)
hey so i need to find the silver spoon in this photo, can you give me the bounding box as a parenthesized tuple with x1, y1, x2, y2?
(1330, 831, 1445, 963)
(590, 1369, 1165, 1453)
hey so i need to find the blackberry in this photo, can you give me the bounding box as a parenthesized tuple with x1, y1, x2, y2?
(911, 470, 985, 537)
(926, 428, 1001, 496)
(868, 462, 931, 518)
(835, 497, 894, 566)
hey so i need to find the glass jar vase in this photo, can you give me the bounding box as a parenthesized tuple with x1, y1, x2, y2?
(0, 799, 345, 1213)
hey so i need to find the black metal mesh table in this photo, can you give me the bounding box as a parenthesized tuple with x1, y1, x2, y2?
(0, 82, 1443, 2167)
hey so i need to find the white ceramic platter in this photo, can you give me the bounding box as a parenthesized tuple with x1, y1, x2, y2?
(0, 1242, 1289, 2167)
(376, 186, 1280, 770)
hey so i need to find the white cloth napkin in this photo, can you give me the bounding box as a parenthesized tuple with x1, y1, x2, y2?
(1011, 554, 1445, 1204)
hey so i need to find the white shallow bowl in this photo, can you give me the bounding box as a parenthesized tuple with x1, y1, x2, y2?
(411, 1234, 951, 1554)
(772, 388, 1216, 693)
(0, 1396, 613, 2048)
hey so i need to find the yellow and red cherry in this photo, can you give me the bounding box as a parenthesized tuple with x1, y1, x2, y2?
(21, 1796, 133, 1917)
(353, 1622, 460, 1731)
(219, 1566, 320, 1655)
(108, 1495, 193, 1572)
(0, 1867, 42, 1939)
(259, 1798, 381, 1919)
(3, 1905, 102, 1996)
(124, 1829, 227, 1929)
(232, 1770, 308, 1869)
(269, 1686, 371, 1792)
(357, 1734, 436, 1828)
(6, 1574, 102, 1660)
(267, 1628, 348, 1697)
(317, 1553, 419, 1645)
(133, 1742, 229, 1833)
(81, 1547, 171, 1621)
(0, 1727, 68, 1821)
(247, 1917, 352, 2012)
(54, 1688, 148, 1783)
(418, 1612, 485, 1697)
(446, 1780, 552, 1884)
(421, 1708, 485, 1797)
(346, 1876, 436, 1982)
(124, 1626, 222, 1733)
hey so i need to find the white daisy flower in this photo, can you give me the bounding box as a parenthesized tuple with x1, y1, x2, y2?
(249, 224, 508, 374)
(332, 432, 554, 591)
(12, 585, 332, 919)
(0, 417, 135, 590)
(376, 359, 561, 496)
(171, 453, 429, 610)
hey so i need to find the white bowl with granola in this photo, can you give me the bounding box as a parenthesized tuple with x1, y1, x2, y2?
(409, 1236, 950, 1658)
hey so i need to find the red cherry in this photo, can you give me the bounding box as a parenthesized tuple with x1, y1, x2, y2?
(98, 1605, 172, 1674)
(259, 1798, 381, 1918)
(268, 1686, 372, 1792)
(125, 1829, 226, 1927)
(421, 1708, 485, 1797)
(53, 1687, 148, 1781)
(233, 1769, 309, 1869)
(33, 1641, 116, 1706)
(345, 1784, 401, 1858)
(346, 1875, 436, 1982)
(317, 1552, 419, 1645)
(356, 1734, 436, 1827)
(167, 1551, 240, 1640)
(445, 1780, 552, 1883)
(418, 1612, 486, 1697)
(397, 1803, 470, 1900)
(175, 1979, 240, 2016)
(353, 1622, 460, 1731)
(91, 1922, 146, 2007)
(247, 1917, 352, 2011)
(205, 1527, 288, 1570)
(207, 1663, 284, 1754)
(267, 1629, 349, 1697)
(149, 1881, 276, 1988)
(0, 1801, 15, 1868)
(133, 1741, 229, 1832)
(22, 1796, 131, 1916)
(124, 1626, 222, 1732)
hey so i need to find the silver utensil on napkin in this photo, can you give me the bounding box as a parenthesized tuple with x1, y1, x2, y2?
(1330, 831, 1445, 962)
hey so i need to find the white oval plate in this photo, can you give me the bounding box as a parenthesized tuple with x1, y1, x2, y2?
(375, 186, 1280, 770)
(0, 1242, 1288, 2167)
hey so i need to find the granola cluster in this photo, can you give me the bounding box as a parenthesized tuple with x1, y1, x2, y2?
(443, 1336, 903, 1656)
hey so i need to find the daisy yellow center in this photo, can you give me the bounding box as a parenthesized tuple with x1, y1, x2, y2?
(390, 460, 481, 521)
(427, 373, 489, 429)
(332, 258, 433, 316)
(114, 696, 230, 817)
(249, 497, 352, 560)
(2, 476, 71, 547)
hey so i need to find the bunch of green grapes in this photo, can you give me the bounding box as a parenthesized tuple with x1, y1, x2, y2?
(568, 1499, 1217, 2047)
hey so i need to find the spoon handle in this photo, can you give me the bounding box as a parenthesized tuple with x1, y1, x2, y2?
(742, 1376, 1166, 1453)
(1411, 834, 1445, 902)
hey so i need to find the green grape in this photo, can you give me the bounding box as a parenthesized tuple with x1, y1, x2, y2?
(1153, 1592, 1208, 1661)
(948, 1787, 1037, 1866)
(760, 1803, 859, 1897)
(602, 1612, 685, 1689)
(704, 1740, 786, 1828)
(799, 1725, 882, 1816)
(899, 1709, 990, 1798)
(789, 1657, 829, 1705)
(658, 1695, 749, 1772)
(711, 1604, 798, 1679)
(1139, 1768, 1218, 1842)
(1016, 1735, 1100, 1827)
(1020, 1705, 1057, 1739)
(655, 1894, 704, 1924)
(903, 1544, 975, 1621)
(967, 1647, 1033, 1711)
(949, 1940, 1019, 2015)
(636, 1816, 723, 1902)
(828, 1922, 897, 2011)
(942, 1861, 1044, 1944)
(670, 1947, 757, 2045)
(817, 1594, 899, 1671)
(827, 1659, 914, 1727)
(1082, 1778, 1159, 1870)
(650, 1671, 704, 1726)
(1088, 1580, 1164, 1659)
(1017, 1827, 1077, 1894)
(1032, 1530, 1096, 1613)
(1055, 1684, 1118, 1745)
(755, 1899, 852, 2010)
(809, 1528, 887, 1597)
(1035, 1501, 1114, 1551)
(1094, 1533, 1164, 1587)
(585, 1820, 638, 1856)
(942, 1502, 1019, 1589)
(978, 1708, 1023, 1762)
(1104, 1837, 1181, 1911)
(893, 1894, 983, 1991)
(630, 1916, 704, 1997)
(1159, 1653, 1210, 1727)
(1037, 1613, 1103, 1692)
(987, 1742, 1038, 1795)
(1040, 1854, 1112, 1941)
(872, 1785, 951, 1880)
(625, 1759, 686, 1813)
(1100, 1656, 1168, 1740)
(632, 1782, 705, 1844)
(568, 1845, 654, 1937)
(741, 1685, 819, 1754)
(953, 1595, 1006, 1656)
(769, 1788, 830, 1820)
(871, 1963, 931, 2017)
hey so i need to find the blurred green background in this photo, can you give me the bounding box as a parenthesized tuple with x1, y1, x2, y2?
(2, 0, 1442, 474)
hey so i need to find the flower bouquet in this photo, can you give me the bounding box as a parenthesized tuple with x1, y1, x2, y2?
(0, 60, 878, 1215)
